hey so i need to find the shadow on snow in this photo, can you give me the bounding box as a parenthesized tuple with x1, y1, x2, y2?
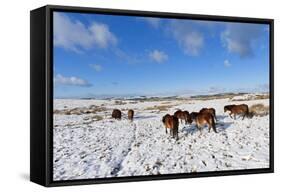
(180, 115, 233, 135)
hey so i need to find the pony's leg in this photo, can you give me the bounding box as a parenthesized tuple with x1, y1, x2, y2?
(195, 123, 201, 136)
(197, 125, 202, 137)
(242, 113, 245, 120)
(213, 125, 218, 133)
(234, 114, 236, 120)
(208, 125, 211, 133)
(229, 113, 233, 119)
(165, 127, 167, 134)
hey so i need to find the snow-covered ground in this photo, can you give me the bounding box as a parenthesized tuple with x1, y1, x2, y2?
(53, 96, 270, 180)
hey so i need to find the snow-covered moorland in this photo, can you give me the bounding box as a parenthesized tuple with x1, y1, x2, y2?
(53, 94, 270, 180)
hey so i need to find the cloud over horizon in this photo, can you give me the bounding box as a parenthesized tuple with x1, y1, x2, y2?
(54, 74, 92, 87)
(256, 83, 269, 92)
(207, 86, 226, 93)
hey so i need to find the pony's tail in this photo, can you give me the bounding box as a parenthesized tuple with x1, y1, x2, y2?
(211, 116, 217, 133)
(246, 107, 254, 118)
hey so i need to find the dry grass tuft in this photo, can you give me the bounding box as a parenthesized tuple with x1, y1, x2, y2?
(250, 103, 269, 117)
(231, 94, 269, 101)
(54, 106, 107, 115)
(114, 100, 127, 105)
(144, 104, 174, 111)
(255, 94, 270, 100)
(129, 101, 138, 104)
(92, 115, 103, 121)
(82, 115, 104, 125)
(161, 101, 172, 105)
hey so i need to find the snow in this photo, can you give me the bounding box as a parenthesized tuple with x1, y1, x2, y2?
(53, 97, 270, 180)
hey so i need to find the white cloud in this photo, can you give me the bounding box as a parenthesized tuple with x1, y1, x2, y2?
(149, 50, 168, 63)
(54, 13, 117, 52)
(89, 23, 117, 48)
(182, 31, 204, 56)
(168, 21, 204, 56)
(221, 23, 263, 57)
(141, 17, 161, 28)
(113, 48, 142, 64)
(54, 74, 92, 87)
(224, 59, 231, 67)
(90, 64, 102, 72)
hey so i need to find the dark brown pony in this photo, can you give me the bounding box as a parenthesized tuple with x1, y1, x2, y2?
(200, 108, 217, 121)
(174, 110, 192, 124)
(128, 109, 134, 121)
(190, 112, 199, 121)
(112, 109, 122, 119)
(195, 112, 217, 135)
(190, 111, 217, 135)
(162, 114, 179, 140)
(224, 104, 249, 120)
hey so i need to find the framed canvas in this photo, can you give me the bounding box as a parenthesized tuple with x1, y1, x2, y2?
(30, 5, 274, 187)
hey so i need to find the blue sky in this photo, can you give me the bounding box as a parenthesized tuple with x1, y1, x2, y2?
(53, 11, 270, 98)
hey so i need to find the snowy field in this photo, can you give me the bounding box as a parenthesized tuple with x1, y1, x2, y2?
(53, 95, 270, 181)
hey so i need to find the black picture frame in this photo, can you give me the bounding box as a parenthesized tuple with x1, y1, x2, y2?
(30, 4, 274, 187)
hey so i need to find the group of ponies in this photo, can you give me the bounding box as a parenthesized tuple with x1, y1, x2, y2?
(162, 104, 250, 140)
(110, 103, 250, 140)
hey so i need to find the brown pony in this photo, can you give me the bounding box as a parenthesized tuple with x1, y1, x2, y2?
(128, 109, 134, 121)
(174, 110, 192, 124)
(190, 112, 199, 121)
(190, 111, 217, 134)
(195, 112, 217, 135)
(200, 108, 217, 121)
(162, 114, 179, 140)
(112, 109, 122, 120)
(224, 104, 249, 120)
